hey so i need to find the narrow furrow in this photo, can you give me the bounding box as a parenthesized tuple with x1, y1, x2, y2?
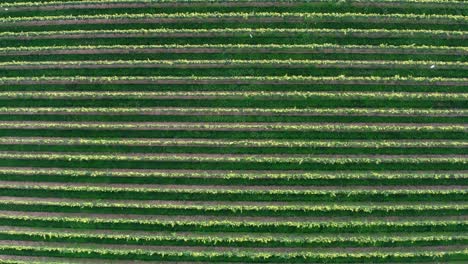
(0, 121, 463, 131)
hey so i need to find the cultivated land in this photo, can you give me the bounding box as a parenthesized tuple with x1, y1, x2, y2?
(0, 0, 465, 263)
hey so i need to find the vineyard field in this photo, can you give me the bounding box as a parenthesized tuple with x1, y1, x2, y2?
(0, 0, 465, 263)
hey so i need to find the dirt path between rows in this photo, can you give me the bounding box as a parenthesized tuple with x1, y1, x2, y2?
(3, 0, 465, 12)
(1, 79, 465, 86)
(0, 239, 465, 254)
(2, 47, 465, 56)
(4, 2, 298, 12)
(4, 31, 465, 40)
(0, 109, 462, 117)
(1, 62, 464, 70)
(5, 0, 464, 12)
(7, 16, 465, 27)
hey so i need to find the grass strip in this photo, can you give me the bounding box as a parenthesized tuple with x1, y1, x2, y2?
(0, 12, 465, 25)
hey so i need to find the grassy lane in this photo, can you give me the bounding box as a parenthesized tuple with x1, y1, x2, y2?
(0, 44, 465, 62)
(0, 76, 466, 94)
(0, 138, 464, 155)
(0, 128, 463, 140)
(0, 28, 465, 47)
(0, 13, 466, 32)
(0, 107, 464, 123)
(0, 60, 465, 77)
